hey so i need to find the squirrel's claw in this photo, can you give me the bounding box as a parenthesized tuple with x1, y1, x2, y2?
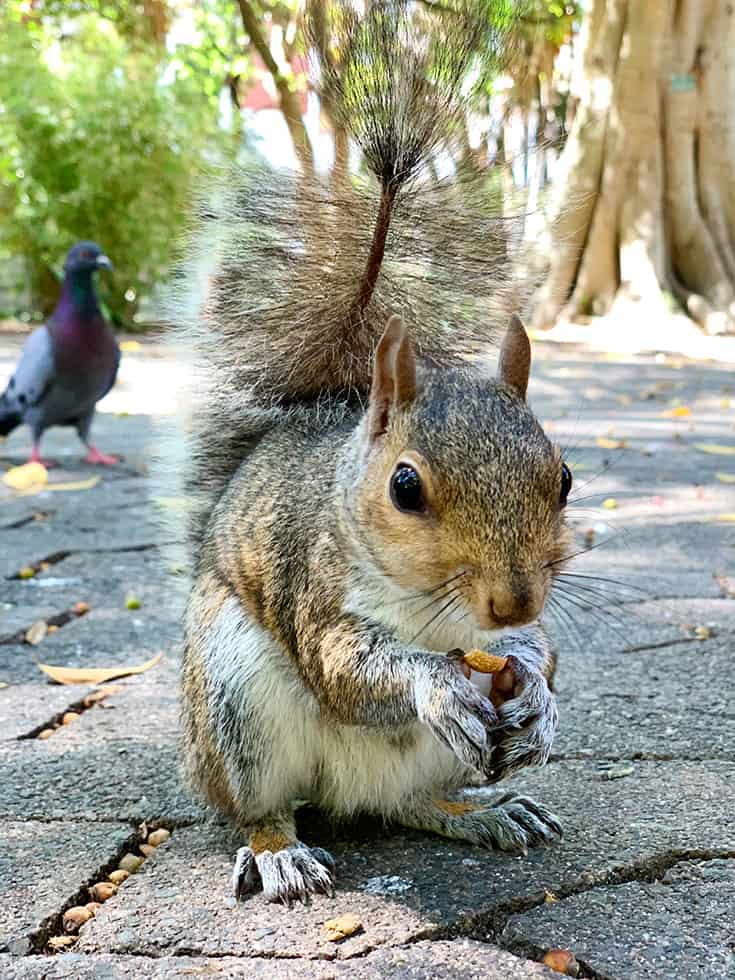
(232, 843, 335, 905)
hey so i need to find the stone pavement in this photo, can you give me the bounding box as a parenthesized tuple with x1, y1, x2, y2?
(1, 333, 734, 979)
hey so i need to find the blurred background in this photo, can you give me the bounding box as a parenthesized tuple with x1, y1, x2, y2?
(0, 0, 734, 351)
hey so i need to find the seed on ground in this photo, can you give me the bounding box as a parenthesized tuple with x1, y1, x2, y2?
(62, 906, 93, 933)
(147, 828, 171, 847)
(119, 853, 143, 874)
(89, 881, 117, 902)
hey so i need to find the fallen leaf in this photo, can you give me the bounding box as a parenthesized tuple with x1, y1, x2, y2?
(694, 443, 735, 456)
(25, 620, 48, 645)
(324, 913, 363, 942)
(2, 462, 48, 492)
(542, 949, 579, 976)
(38, 652, 163, 686)
(595, 437, 627, 450)
(715, 472, 735, 484)
(602, 498, 618, 509)
(662, 405, 691, 418)
(45, 476, 100, 493)
(119, 340, 141, 352)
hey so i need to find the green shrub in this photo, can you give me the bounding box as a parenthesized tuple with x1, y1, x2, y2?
(0, 6, 227, 326)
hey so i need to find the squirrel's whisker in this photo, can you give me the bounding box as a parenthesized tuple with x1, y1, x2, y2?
(555, 571, 647, 598)
(409, 592, 465, 646)
(385, 569, 468, 609)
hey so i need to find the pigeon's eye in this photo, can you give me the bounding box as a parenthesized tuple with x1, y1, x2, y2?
(559, 462, 572, 508)
(390, 464, 425, 514)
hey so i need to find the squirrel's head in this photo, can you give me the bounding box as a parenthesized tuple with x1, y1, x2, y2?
(342, 315, 572, 635)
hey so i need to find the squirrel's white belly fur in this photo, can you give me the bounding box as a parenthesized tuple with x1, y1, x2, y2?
(203, 578, 498, 819)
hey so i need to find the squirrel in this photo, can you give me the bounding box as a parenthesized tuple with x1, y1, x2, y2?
(171, 0, 573, 905)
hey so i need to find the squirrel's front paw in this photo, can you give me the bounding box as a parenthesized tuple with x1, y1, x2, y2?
(233, 842, 335, 905)
(486, 659, 558, 782)
(416, 667, 497, 772)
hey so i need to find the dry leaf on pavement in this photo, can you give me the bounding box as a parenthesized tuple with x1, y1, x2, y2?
(38, 652, 163, 685)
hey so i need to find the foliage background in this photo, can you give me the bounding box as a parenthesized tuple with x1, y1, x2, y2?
(0, 0, 577, 329)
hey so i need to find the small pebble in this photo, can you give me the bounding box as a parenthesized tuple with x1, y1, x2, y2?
(147, 828, 171, 847)
(62, 906, 93, 933)
(119, 853, 143, 874)
(109, 869, 130, 885)
(89, 881, 117, 903)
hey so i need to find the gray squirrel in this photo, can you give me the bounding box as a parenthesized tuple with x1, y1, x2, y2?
(171, 0, 572, 904)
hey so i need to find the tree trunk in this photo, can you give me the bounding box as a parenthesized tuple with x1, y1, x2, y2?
(533, 0, 735, 335)
(236, 0, 315, 176)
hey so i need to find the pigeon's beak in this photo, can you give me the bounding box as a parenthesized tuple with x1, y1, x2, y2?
(96, 255, 113, 271)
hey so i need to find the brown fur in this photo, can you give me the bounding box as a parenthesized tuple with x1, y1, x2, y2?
(173, 1, 566, 905)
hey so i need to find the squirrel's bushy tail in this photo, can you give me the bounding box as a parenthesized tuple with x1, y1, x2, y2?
(163, 0, 530, 552)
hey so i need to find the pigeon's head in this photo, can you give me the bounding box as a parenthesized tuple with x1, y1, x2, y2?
(64, 241, 113, 276)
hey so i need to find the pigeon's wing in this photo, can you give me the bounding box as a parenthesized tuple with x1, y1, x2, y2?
(98, 343, 121, 401)
(2, 325, 55, 410)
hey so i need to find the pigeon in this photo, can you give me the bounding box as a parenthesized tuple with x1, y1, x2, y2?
(0, 241, 120, 466)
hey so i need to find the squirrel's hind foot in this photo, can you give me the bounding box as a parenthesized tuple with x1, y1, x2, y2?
(403, 795, 562, 855)
(233, 842, 336, 905)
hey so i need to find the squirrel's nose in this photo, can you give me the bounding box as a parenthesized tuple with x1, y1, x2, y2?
(489, 584, 532, 627)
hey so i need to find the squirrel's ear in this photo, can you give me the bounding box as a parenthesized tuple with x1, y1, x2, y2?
(367, 315, 417, 443)
(497, 314, 531, 400)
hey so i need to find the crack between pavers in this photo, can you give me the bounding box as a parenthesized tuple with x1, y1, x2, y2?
(5, 542, 177, 581)
(24, 825, 146, 954)
(16, 686, 119, 740)
(406, 846, 735, 977)
(548, 751, 734, 763)
(1, 509, 56, 531)
(0, 600, 90, 645)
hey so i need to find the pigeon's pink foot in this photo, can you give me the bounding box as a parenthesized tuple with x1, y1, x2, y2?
(29, 447, 56, 468)
(84, 446, 119, 466)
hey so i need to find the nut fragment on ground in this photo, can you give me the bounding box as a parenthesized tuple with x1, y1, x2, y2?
(62, 906, 93, 933)
(118, 853, 143, 874)
(89, 881, 117, 902)
(324, 913, 363, 941)
(542, 948, 579, 976)
(147, 828, 171, 847)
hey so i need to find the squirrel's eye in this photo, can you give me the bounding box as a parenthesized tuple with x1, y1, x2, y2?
(390, 464, 425, 514)
(559, 462, 572, 508)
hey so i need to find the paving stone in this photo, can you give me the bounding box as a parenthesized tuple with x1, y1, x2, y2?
(0, 939, 556, 978)
(75, 760, 735, 959)
(553, 632, 735, 760)
(503, 858, 735, 979)
(0, 821, 134, 955)
(0, 729, 199, 825)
